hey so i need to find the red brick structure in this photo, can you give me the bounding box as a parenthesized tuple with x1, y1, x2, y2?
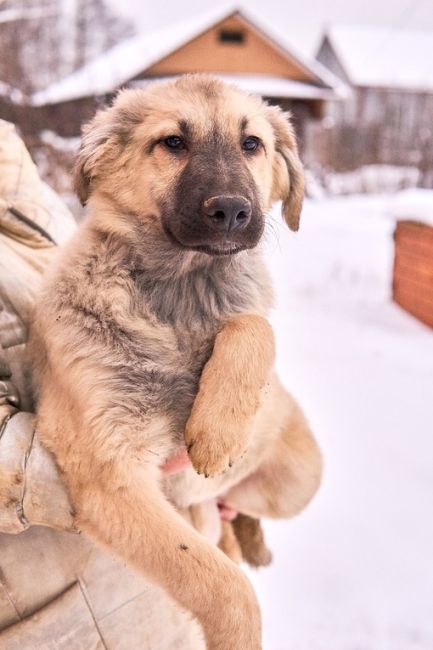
(393, 221, 433, 328)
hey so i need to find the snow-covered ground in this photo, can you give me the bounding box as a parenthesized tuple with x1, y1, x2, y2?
(251, 195, 433, 650)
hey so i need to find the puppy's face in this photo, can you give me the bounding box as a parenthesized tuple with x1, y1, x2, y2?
(75, 75, 304, 256)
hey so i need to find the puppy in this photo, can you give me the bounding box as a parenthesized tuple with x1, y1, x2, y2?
(30, 74, 322, 649)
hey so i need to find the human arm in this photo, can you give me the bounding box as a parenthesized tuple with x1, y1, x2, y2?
(0, 346, 76, 534)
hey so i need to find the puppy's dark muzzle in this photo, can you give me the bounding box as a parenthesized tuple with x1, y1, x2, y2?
(203, 196, 252, 235)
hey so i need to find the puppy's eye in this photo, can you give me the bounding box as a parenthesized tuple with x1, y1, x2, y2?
(242, 136, 261, 153)
(163, 136, 185, 151)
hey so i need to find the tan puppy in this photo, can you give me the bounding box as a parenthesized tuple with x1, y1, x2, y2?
(30, 74, 322, 650)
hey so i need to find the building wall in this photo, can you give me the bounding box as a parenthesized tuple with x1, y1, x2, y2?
(306, 86, 433, 181)
(0, 96, 99, 139)
(265, 97, 323, 152)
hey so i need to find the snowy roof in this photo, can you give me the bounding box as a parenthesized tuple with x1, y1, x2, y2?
(31, 6, 345, 107)
(132, 74, 339, 101)
(321, 25, 433, 91)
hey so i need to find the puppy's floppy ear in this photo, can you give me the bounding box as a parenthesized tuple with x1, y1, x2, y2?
(266, 106, 305, 231)
(73, 108, 117, 205)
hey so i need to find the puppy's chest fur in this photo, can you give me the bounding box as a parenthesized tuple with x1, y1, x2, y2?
(53, 232, 272, 435)
(132, 257, 266, 342)
(129, 251, 271, 390)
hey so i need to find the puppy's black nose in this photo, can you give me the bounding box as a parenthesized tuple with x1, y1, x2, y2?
(203, 196, 252, 234)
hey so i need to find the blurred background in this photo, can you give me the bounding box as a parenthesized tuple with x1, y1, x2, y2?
(1, 1, 432, 648)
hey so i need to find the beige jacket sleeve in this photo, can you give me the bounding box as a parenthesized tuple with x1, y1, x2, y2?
(0, 348, 76, 535)
(0, 120, 77, 534)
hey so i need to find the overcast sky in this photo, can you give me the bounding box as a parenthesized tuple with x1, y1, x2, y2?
(106, 0, 433, 56)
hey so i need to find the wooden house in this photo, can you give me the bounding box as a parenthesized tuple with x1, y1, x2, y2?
(312, 26, 433, 184)
(1, 7, 343, 146)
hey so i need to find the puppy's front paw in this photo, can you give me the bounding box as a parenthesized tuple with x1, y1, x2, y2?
(185, 413, 250, 478)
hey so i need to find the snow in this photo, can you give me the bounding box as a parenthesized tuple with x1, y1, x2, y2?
(387, 189, 433, 227)
(250, 195, 433, 649)
(315, 165, 421, 196)
(323, 25, 433, 91)
(39, 129, 80, 154)
(31, 6, 344, 106)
